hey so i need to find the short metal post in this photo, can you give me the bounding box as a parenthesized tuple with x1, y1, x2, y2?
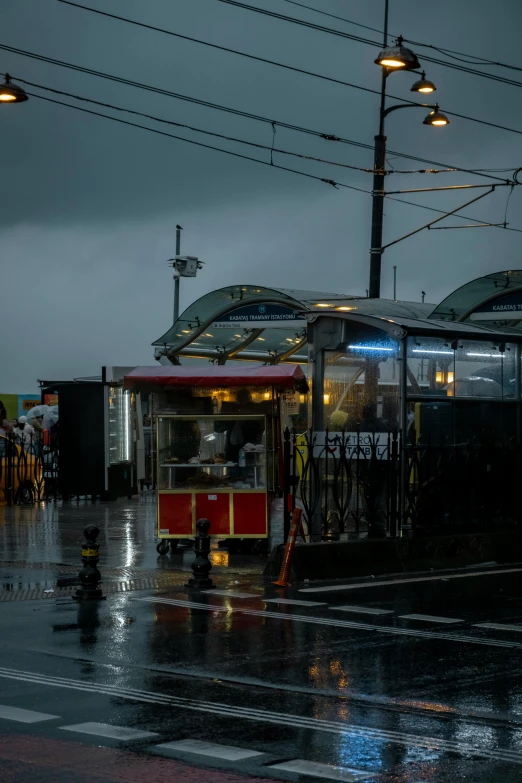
(185, 518, 215, 590)
(74, 525, 105, 600)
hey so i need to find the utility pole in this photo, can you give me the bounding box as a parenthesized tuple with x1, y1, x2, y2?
(173, 224, 182, 323)
(368, 0, 389, 300)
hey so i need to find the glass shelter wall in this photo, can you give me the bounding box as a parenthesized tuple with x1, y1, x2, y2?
(406, 336, 519, 444)
(323, 336, 401, 432)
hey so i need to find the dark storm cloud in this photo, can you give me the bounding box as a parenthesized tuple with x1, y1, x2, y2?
(2, 0, 522, 389)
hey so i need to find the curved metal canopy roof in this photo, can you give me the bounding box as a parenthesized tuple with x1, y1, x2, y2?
(429, 270, 522, 323)
(153, 284, 434, 363)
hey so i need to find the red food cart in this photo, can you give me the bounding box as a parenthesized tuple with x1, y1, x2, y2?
(123, 365, 308, 552)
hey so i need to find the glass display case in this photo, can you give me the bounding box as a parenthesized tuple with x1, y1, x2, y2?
(108, 386, 132, 464)
(157, 415, 269, 539)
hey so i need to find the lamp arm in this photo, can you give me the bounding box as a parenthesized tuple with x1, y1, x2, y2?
(383, 102, 436, 118)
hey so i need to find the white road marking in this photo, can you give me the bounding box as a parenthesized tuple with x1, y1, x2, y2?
(136, 597, 522, 650)
(60, 722, 158, 740)
(158, 739, 264, 760)
(331, 606, 393, 615)
(0, 666, 520, 764)
(399, 614, 464, 624)
(264, 598, 327, 607)
(270, 759, 371, 781)
(0, 705, 59, 723)
(204, 590, 259, 598)
(299, 567, 522, 593)
(474, 623, 522, 632)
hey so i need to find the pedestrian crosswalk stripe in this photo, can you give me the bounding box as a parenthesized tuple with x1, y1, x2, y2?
(264, 598, 327, 607)
(0, 705, 59, 723)
(60, 722, 159, 740)
(331, 606, 393, 615)
(158, 739, 264, 760)
(204, 590, 259, 598)
(474, 623, 522, 632)
(399, 614, 464, 624)
(269, 759, 374, 781)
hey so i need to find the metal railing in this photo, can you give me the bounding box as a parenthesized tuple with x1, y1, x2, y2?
(284, 428, 521, 540)
(0, 433, 59, 506)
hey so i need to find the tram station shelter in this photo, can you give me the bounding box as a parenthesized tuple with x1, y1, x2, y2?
(152, 272, 522, 572)
(152, 272, 522, 446)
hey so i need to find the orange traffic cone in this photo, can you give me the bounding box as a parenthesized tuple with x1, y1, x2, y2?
(273, 508, 303, 587)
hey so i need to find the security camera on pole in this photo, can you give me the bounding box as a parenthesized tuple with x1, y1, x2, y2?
(167, 225, 204, 323)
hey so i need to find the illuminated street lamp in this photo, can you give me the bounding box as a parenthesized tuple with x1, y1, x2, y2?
(0, 74, 28, 104)
(368, 5, 449, 299)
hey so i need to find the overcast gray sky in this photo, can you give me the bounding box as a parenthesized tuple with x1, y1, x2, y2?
(2, 0, 522, 391)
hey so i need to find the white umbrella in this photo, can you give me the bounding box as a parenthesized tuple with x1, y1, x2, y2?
(26, 404, 59, 428)
(26, 405, 49, 421)
(43, 406, 59, 429)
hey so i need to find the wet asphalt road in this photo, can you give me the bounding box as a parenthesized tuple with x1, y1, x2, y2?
(2, 500, 522, 781)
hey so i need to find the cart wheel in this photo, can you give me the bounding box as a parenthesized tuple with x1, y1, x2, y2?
(156, 540, 169, 556)
(169, 540, 179, 553)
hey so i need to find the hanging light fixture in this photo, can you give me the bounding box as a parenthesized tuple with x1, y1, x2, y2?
(423, 105, 450, 126)
(0, 74, 28, 104)
(374, 36, 420, 70)
(411, 72, 436, 93)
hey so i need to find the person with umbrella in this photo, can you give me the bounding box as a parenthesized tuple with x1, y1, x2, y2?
(13, 416, 35, 452)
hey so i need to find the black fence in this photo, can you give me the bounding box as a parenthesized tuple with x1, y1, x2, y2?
(284, 429, 522, 540)
(0, 434, 59, 506)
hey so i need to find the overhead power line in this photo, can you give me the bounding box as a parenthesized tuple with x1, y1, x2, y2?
(215, 0, 522, 91)
(19, 84, 522, 234)
(11, 74, 375, 174)
(2, 43, 513, 184)
(279, 0, 522, 76)
(24, 88, 370, 193)
(55, 1, 522, 141)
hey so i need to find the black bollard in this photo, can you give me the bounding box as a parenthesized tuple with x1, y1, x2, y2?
(185, 518, 215, 590)
(73, 525, 106, 601)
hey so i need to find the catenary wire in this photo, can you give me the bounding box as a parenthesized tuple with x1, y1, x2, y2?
(278, 0, 522, 74)
(12, 74, 377, 173)
(214, 0, 522, 90)
(23, 89, 522, 233)
(24, 90, 370, 193)
(55, 1, 522, 143)
(2, 43, 513, 184)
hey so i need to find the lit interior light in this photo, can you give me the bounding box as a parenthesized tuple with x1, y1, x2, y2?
(257, 337, 265, 341)
(349, 345, 394, 352)
(264, 391, 271, 400)
(204, 333, 213, 337)
(467, 352, 504, 358)
(182, 330, 191, 334)
(412, 348, 453, 355)
(336, 306, 354, 311)
(448, 372, 454, 383)
(299, 394, 305, 404)
(436, 371, 443, 383)
(323, 394, 330, 404)
(315, 303, 333, 308)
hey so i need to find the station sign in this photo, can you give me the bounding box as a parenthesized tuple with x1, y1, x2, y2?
(213, 302, 305, 329)
(470, 289, 522, 321)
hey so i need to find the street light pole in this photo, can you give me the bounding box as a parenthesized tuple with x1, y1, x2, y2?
(368, 4, 448, 299)
(368, 0, 389, 300)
